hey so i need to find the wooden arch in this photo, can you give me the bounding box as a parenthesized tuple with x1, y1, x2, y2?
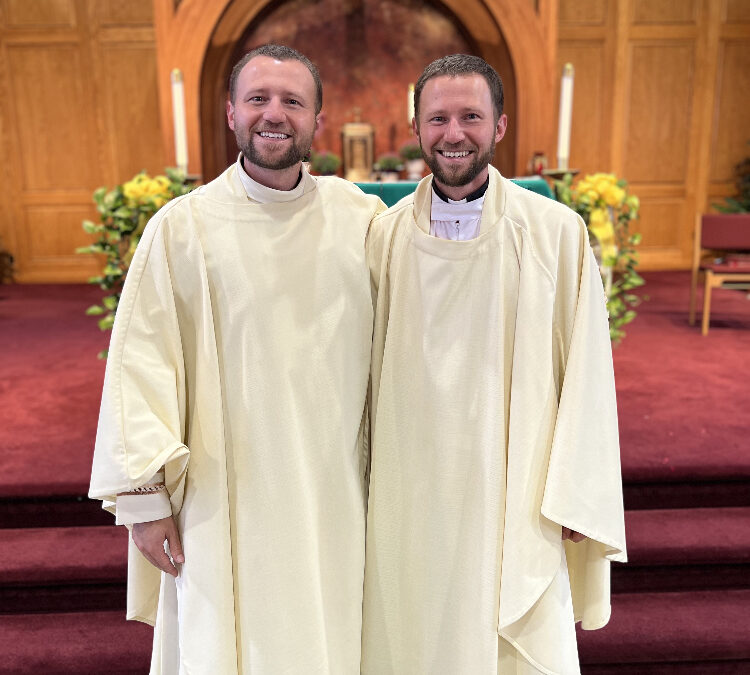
(153, 0, 556, 180)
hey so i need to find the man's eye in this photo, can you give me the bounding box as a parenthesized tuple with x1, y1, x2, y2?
(248, 96, 264, 103)
(287, 99, 300, 106)
(466, 113, 480, 120)
(430, 116, 445, 123)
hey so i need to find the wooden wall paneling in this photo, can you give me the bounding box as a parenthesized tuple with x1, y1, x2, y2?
(3, 0, 76, 29)
(556, 41, 609, 173)
(0, 0, 166, 281)
(94, 0, 153, 27)
(608, 0, 707, 269)
(557, 0, 615, 174)
(20, 202, 101, 282)
(724, 0, 750, 22)
(6, 42, 101, 191)
(631, 0, 698, 25)
(634, 199, 686, 258)
(608, 0, 629, 174)
(4, 37, 102, 280)
(0, 25, 17, 261)
(687, 0, 721, 249)
(623, 42, 695, 184)
(558, 0, 607, 26)
(94, 40, 166, 181)
(709, 39, 750, 186)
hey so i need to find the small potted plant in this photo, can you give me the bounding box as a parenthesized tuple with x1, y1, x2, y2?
(400, 142, 425, 181)
(309, 150, 341, 176)
(374, 153, 404, 182)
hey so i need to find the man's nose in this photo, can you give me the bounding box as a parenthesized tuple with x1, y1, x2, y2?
(262, 98, 285, 124)
(444, 118, 465, 144)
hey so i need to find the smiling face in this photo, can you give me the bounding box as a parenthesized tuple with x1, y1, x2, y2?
(415, 73, 507, 199)
(226, 55, 319, 189)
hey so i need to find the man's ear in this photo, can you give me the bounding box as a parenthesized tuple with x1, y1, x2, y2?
(412, 116, 419, 139)
(226, 99, 235, 131)
(495, 113, 508, 143)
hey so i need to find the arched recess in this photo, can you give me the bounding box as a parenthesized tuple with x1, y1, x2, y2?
(153, 0, 555, 181)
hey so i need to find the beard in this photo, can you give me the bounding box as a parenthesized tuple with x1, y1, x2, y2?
(235, 125, 313, 171)
(421, 142, 495, 188)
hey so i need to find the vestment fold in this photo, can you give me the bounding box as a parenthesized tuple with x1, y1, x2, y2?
(90, 164, 383, 674)
(362, 167, 626, 674)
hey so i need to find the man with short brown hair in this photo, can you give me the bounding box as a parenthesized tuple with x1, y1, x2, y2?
(90, 45, 383, 674)
(361, 54, 626, 674)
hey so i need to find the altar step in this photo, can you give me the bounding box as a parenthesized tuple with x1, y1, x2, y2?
(0, 611, 151, 675)
(0, 525, 127, 613)
(612, 506, 750, 593)
(578, 590, 750, 672)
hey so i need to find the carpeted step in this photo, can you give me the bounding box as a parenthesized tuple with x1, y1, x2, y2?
(0, 495, 112, 528)
(624, 478, 750, 511)
(0, 525, 127, 613)
(613, 507, 750, 593)
(581, 659, 750, 674)
(0, 610, 152, 675)
(577, 589, 750, 666)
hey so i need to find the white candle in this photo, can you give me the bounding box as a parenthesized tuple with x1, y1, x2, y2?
(556, 63, 574, 170)
(171, 68, 188, 175)
(408, 83, 415, 127)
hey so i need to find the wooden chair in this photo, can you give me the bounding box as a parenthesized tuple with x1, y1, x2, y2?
(689, 213, 750, 335)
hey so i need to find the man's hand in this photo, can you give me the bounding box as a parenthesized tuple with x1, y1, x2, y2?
(132, 516, 184, 577)
(562, 527, 586, 543)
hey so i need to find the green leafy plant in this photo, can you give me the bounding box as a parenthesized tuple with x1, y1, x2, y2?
(77, 168, 195, 357)
(0, 234, 13, 283)
(374, 153, 404, 172)
(309, 150, 341, 175)
(554, 172, 645, 343)
(399, 142, 423, 161)
(714, 148, 750, 213)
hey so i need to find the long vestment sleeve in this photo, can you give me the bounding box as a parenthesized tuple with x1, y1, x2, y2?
(89, 210, 190, 520)
(541, 231, 627, 629)
(498, 207, 626, 673)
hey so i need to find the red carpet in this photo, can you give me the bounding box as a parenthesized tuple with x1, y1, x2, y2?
(0, 284, 107, 497)
(613, 273, 750, 483)
(1, 272, 749, 672)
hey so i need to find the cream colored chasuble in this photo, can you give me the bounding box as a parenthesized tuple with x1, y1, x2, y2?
(89, 162, 383, 674)
(362, 167, 626, 675)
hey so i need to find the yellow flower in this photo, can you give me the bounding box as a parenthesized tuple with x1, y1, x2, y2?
(594, 177, 610, 195)
(604, 185, 625, 207)
(588, 207, 617, 263)
(122, 173, 155, 204)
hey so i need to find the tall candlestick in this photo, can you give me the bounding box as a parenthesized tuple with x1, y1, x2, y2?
(408, 83, 415, 127)
(171, 68, 188, 175)
(556, 63, 574, 170)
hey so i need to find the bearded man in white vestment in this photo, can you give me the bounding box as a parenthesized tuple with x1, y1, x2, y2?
(88, 44, 384, 674)
(361, 55, 627, 674)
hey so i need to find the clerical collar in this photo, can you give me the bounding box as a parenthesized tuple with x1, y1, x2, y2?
(432, 176, 489, 204)
(237, 153, 306, 203)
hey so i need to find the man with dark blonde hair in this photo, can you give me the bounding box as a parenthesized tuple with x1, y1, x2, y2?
(361, 54, 626, 674)
(90, 45, 383, 673)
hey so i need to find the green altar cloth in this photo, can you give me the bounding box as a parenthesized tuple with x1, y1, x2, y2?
(355, 176, 553, 207)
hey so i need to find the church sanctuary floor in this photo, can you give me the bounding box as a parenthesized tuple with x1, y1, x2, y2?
(0, 272, 749, 673)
